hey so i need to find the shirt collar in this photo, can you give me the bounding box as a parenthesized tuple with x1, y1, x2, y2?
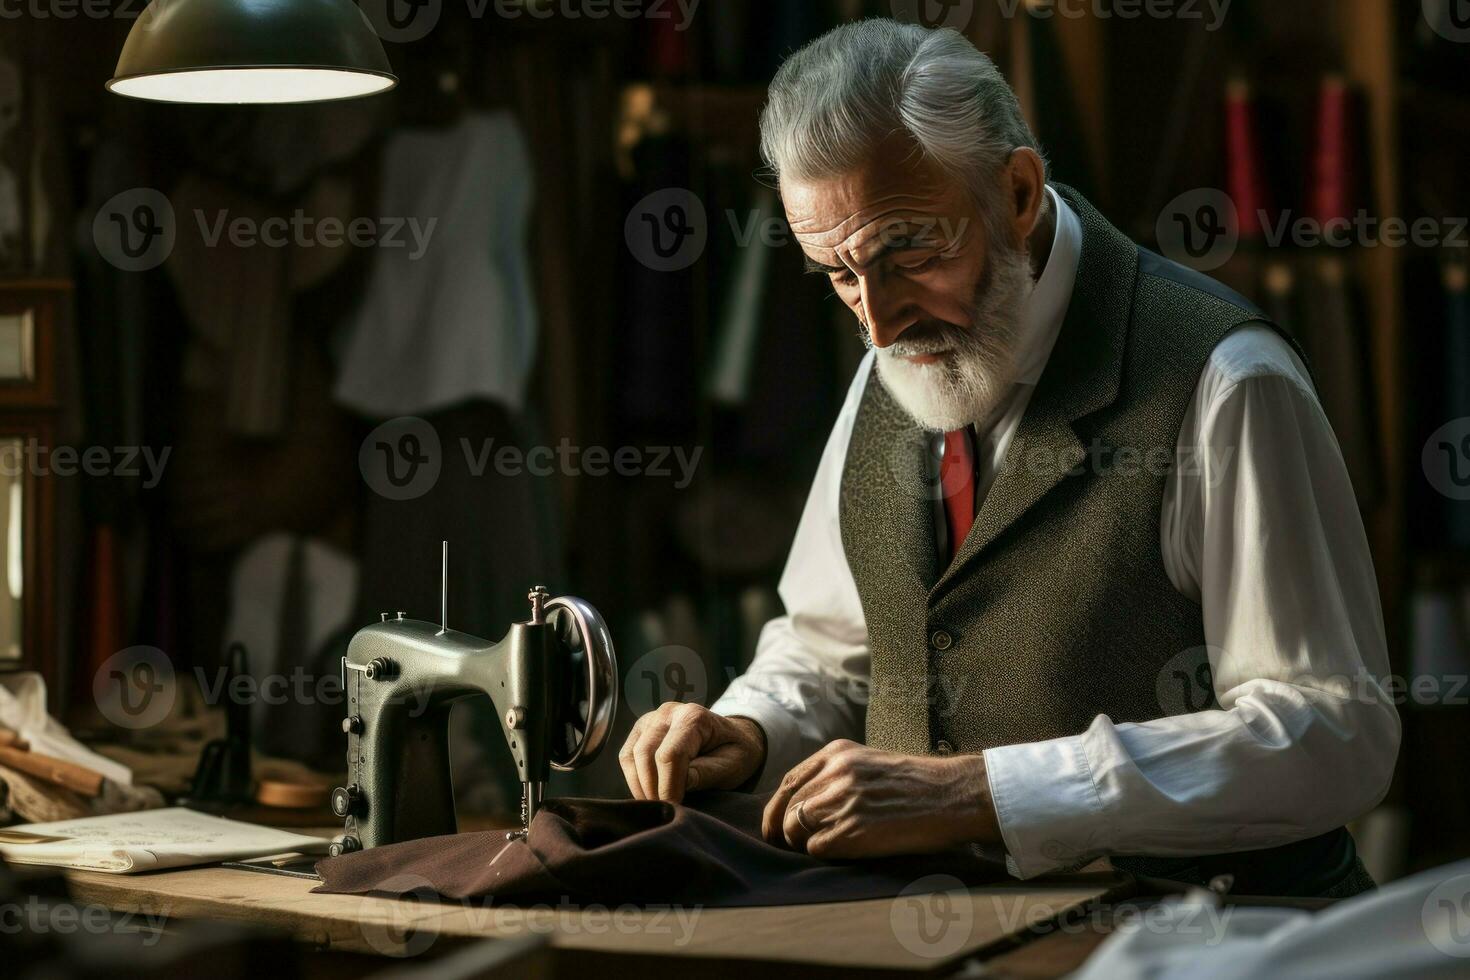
(1011, 184, 1082, 386)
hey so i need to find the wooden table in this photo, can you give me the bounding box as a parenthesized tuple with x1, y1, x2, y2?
(65, 861, 1135, 978)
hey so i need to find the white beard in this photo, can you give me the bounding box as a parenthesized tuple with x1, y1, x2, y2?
(873, 243, 1036, 433)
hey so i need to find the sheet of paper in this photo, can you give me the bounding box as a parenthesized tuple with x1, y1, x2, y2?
(0, 807, 330, 873)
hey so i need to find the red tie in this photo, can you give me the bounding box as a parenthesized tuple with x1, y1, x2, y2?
(940, 428, 976, 559)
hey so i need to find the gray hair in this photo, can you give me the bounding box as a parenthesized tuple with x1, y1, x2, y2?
(759, 20, 1048, 238)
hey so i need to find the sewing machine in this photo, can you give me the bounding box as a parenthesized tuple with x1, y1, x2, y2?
(329, 545, 618, 854)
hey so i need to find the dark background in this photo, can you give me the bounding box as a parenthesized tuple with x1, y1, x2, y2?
(0, 0, 1466, 881)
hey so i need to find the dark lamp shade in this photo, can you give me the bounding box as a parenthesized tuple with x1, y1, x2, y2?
(107, 0, 397, 104)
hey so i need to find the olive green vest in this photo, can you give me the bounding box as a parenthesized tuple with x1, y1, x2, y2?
(839, 186, 1362, 897)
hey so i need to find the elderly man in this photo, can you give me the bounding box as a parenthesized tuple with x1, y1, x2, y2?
(619, 20, 1399, 898)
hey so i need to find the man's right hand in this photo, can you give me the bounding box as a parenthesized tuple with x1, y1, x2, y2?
(618, 704, 767, 803)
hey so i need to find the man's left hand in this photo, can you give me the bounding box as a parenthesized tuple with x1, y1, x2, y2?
(761, 739, 1003, 858)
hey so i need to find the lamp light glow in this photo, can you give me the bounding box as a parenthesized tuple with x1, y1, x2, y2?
(108, 0, 397, 105)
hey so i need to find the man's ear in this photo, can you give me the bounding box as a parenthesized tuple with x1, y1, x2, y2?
(1005, 147, 1047, 246)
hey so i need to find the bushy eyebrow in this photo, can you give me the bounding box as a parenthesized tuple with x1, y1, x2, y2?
(803, 255, 847, 275)
(802, 235, 938, 277)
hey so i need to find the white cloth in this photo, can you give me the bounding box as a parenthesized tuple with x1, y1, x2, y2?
(334, 112, 538, 417)
(712, 187, 1401, 880)
(0, 673, 134, 786)
(1070, 859, 1470, 979)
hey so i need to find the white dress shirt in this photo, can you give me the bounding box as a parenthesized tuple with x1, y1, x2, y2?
(711, 187, 1401, 880)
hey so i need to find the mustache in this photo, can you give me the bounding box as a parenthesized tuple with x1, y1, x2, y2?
(869, 321, 970, 358)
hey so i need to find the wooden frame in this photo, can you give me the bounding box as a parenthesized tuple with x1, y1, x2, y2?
(0, 281, 59, 407)
(0, 411, 56, 689)
(0, 281, 63, 697)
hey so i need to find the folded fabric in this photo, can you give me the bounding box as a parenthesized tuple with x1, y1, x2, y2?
(315, 791, 1004, 908)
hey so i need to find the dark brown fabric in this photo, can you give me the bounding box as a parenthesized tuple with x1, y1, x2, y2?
(314, 792, 1005, 907)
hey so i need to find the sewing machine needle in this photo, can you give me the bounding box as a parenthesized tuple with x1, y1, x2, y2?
(439, 540, 448, 635)
(525, 781, 543, 826)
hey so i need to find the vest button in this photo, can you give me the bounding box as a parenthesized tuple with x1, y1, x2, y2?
(930, 629, 953, 651)
(936, 740, 955, 756)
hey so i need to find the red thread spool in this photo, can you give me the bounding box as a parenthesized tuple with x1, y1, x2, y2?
(1224, 77, 1273, 244)
(1309, 74, 1358, 226)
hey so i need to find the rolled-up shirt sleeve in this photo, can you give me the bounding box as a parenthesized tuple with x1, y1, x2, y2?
(984, 326, 1401, 879)
(712, 354, 875, 792)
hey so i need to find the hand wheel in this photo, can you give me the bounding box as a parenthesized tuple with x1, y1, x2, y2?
(544, 595, 619, 771)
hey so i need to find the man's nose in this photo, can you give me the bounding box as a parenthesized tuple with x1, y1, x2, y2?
(858, 271, 918, 348)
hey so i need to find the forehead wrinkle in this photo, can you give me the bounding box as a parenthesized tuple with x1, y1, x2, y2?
(800, 215, 965, 275)
(789, 190, 944, 245)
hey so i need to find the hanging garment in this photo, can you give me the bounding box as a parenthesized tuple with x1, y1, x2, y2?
(168, 173, 358, 437)
(333, 112, 538, 418)
(315, 791, 1005, 908)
